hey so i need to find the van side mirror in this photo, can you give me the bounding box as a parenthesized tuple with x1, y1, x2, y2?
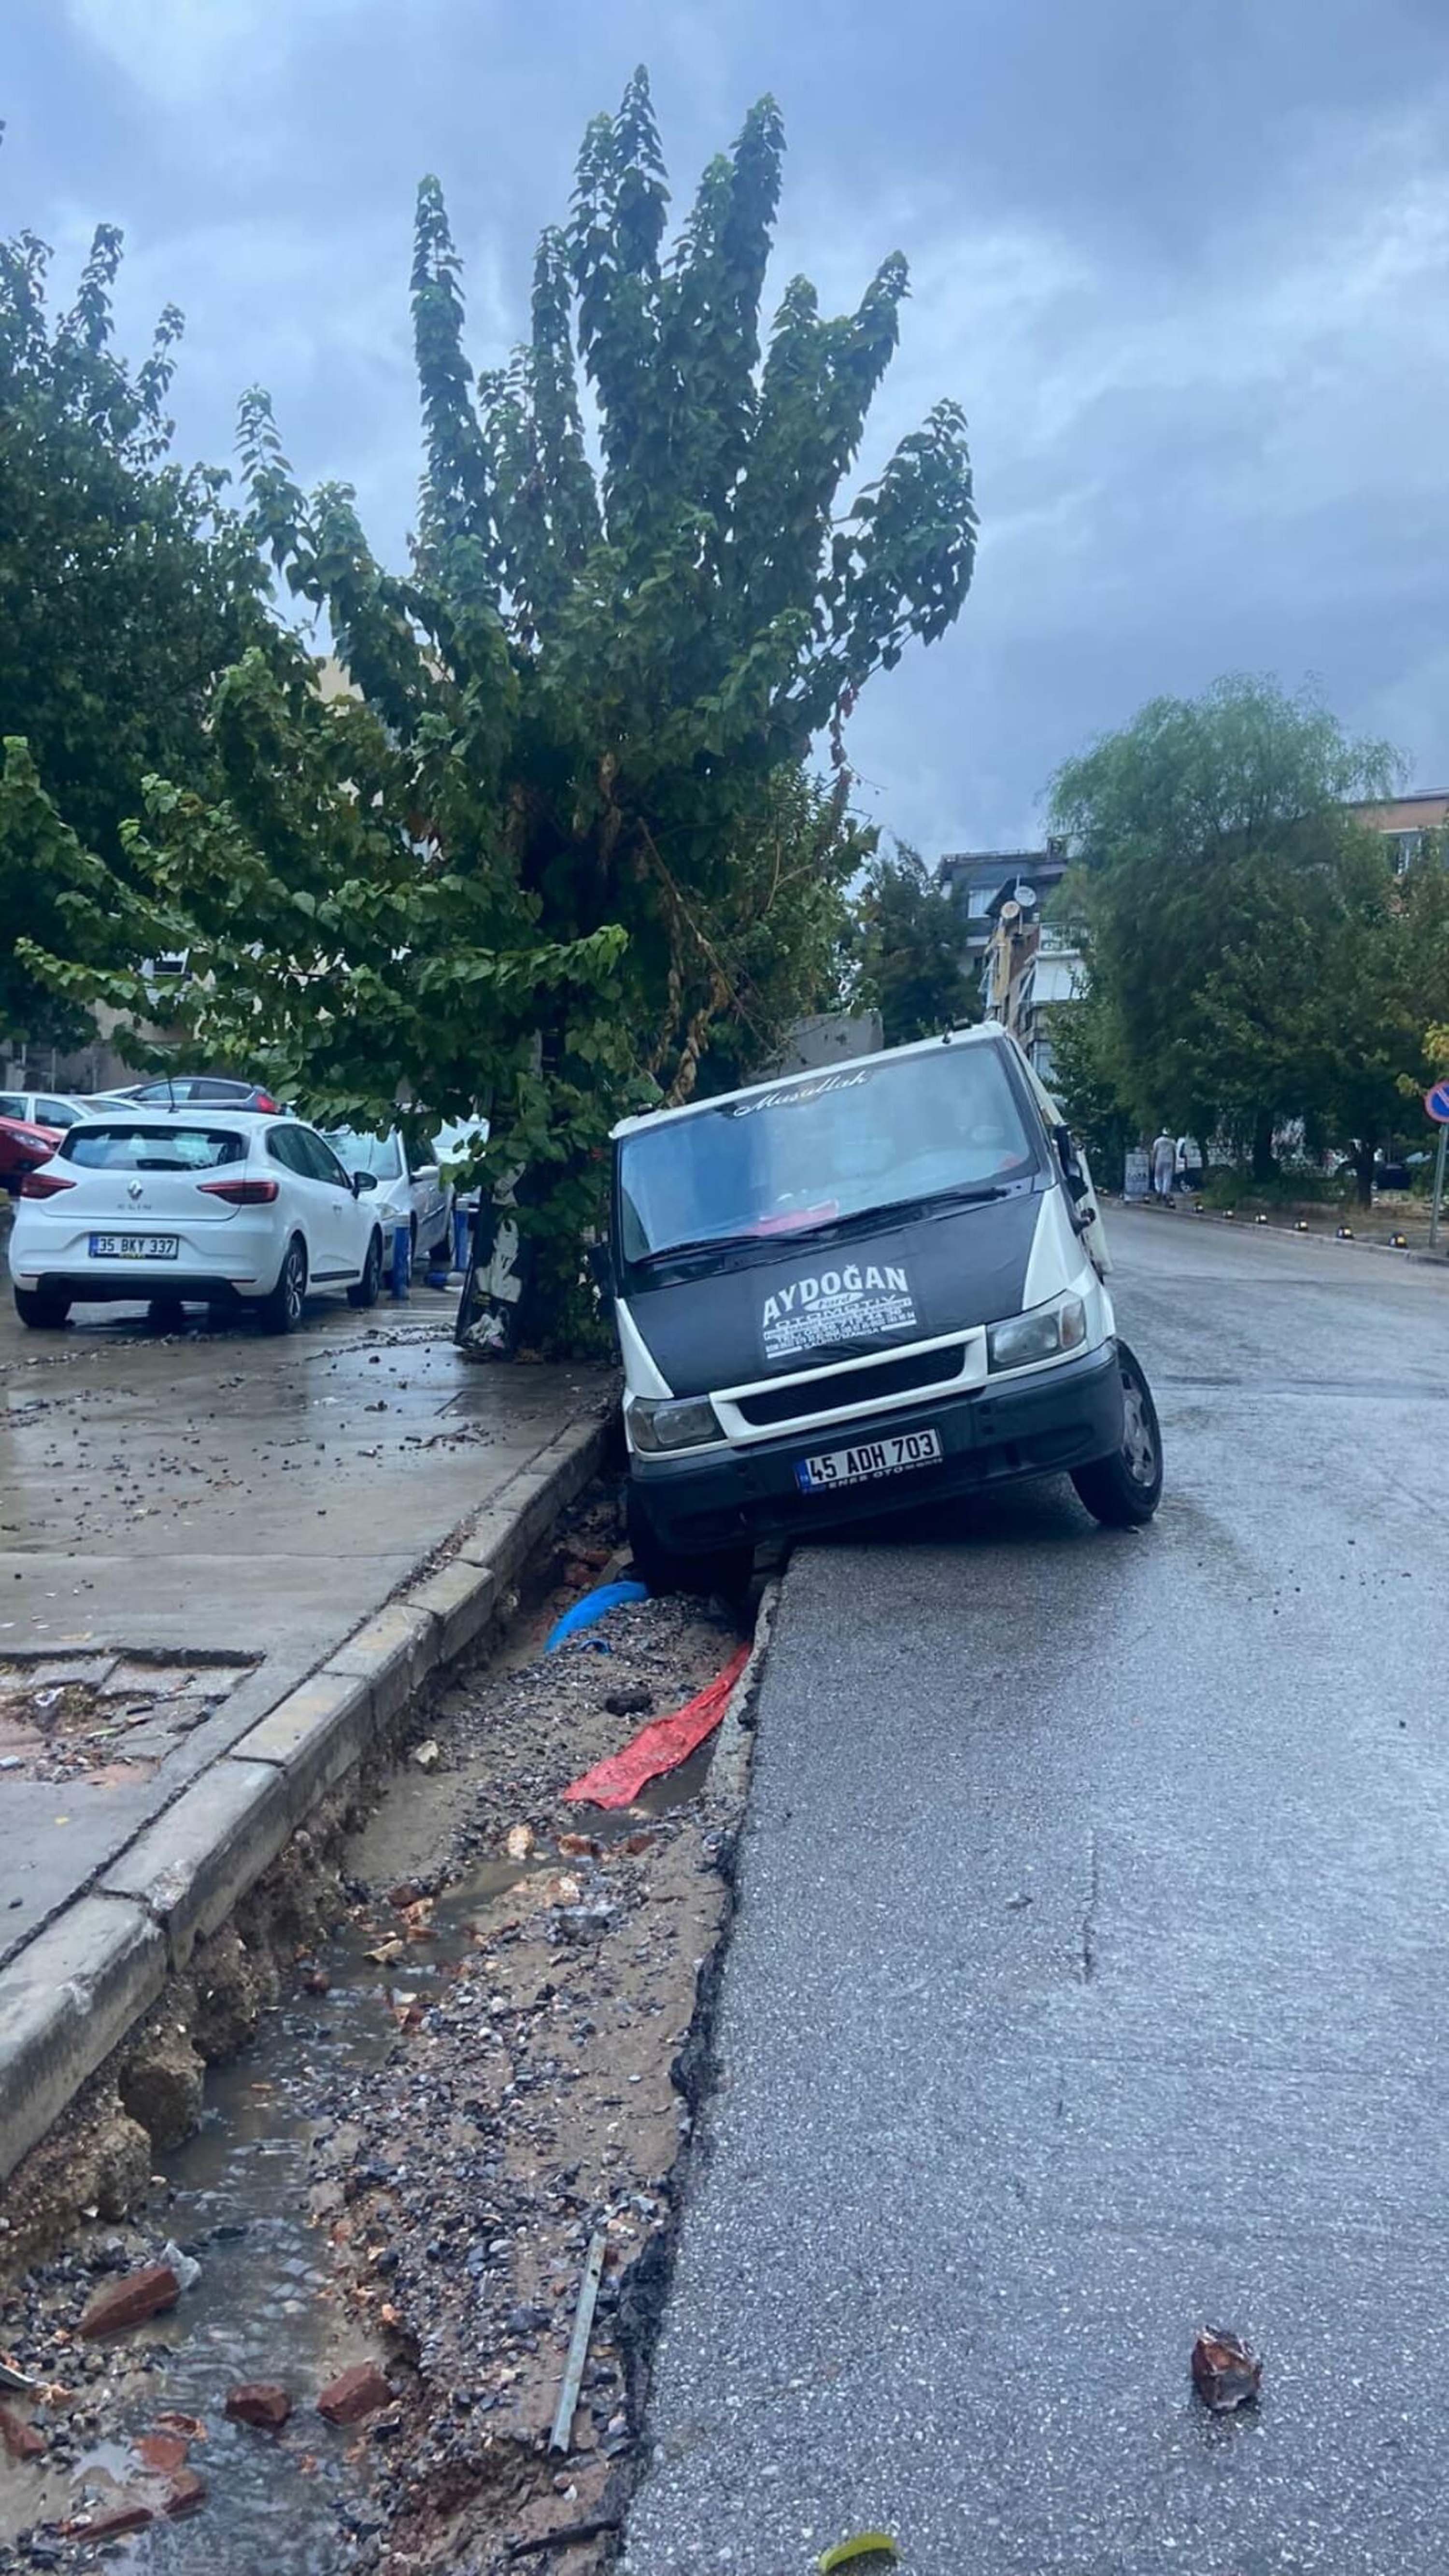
(1053, 1123, 1090, 1203)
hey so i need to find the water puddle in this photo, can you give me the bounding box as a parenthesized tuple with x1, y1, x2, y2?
(63, 1954, 402, 2573)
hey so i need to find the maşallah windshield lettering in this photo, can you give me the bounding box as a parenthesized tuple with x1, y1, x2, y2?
(617, 1044, 1037, 1264)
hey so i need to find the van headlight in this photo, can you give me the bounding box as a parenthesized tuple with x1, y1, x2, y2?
(987, 1294, 1088, 1372)
(627, 1394, 725, 1453)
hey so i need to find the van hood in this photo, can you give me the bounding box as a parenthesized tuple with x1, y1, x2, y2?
(622, 1186, 1051, 1398)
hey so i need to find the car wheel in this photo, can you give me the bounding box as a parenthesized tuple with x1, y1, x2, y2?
(348, 1229, 383, 1310)
(14, 1288, 70, 1330)
(147, 1296, 186, 1332)
(626, 1486, 753, 1601)
(257, 1235, 307, 1335)
(1069, 1339, 1164, 1528)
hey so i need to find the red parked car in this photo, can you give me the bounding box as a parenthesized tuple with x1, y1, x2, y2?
(0, 1115, 63, 1197)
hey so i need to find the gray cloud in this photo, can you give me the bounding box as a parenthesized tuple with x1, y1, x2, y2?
(7, 0, 1447, 851)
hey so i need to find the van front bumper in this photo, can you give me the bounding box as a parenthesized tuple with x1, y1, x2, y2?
(628, 1339, 1125, 1559)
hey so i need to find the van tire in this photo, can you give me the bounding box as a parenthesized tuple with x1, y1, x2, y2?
(1070, 1339, 1163, 1527)
(626, 1490, 753, 1602)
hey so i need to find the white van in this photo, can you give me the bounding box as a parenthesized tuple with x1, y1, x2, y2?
(605, 1025, 1162, 1594)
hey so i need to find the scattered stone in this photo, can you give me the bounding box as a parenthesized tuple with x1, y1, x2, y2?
(78, 2263, 180, 2338)
(226, 2383, 292, 2430)
(118, 2025, 206, 2149)
(603, 1688, 654, 1719)
(505, 1824, 536, 1861)
(411, 1739, 441, 1773)
(0, 2402, 45, 2460)
(317, 2363, 393, 2425)
(1191, 2329, 1262, 2412)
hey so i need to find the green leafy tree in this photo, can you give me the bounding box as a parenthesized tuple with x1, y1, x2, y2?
(29, 71, 977, 1349)
(1050, 676, 1401, 1176)
(851, 842, 978, 1043)
(0, 190, 264, 1049)
(1195, 825, 1425, 1203)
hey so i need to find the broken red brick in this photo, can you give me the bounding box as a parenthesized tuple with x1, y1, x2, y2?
(62, 2497, 155, 2540)
(136, 2430, 189, 2473)
(0, 2404, 45, 2462)
(78, 2264, 180, 2338)
(316, 2361, 392, 2425)
(163, 2467, 208, 2518)
(225, 2383, 292, 2431)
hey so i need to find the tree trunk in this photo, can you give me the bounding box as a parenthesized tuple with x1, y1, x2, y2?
(1353, 1142, 1376, 1210)
(1250, 1109, 1276, 1183)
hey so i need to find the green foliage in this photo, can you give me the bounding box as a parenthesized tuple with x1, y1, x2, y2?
(850, 842, 977, 1044)
(1041, 982, 1137, 1177)
(28, 71, 977, 1348)
(0, 182, 264, 1047)
(1050, 676, 1419, 1181)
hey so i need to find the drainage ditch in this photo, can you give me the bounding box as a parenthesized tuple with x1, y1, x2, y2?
(0, 1489, 762, 2576)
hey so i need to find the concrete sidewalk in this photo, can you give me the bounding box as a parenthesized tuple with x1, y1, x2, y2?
(0, 1282, 613, 2177)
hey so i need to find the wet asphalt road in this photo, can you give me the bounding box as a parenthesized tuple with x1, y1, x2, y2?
(625, 1211, 1449, 2576)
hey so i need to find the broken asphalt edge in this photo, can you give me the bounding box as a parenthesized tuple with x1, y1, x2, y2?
(0, 1410, 612, 2186)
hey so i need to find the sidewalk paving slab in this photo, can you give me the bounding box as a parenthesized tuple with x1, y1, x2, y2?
(0, 1295, 614, 2179)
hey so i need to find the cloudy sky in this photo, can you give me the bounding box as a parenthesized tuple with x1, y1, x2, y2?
(7, 0, 1449, 854)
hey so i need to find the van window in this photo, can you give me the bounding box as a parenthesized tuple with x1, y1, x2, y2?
(618, 1043, 1040, 1262)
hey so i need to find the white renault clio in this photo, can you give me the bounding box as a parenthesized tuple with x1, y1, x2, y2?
(9, 1111, 385, 1332)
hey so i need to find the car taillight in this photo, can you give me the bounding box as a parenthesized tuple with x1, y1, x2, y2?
(254, 1093, 279, 1113)
(198, 1176, 280, 1205)
(20, 1170, 76, 1198)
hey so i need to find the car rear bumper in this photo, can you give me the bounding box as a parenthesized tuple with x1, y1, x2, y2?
(16, 1271, 264, 1306)
(628, 1340, 1125, 1557)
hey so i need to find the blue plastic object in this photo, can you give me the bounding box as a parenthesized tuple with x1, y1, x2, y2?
(545, 1579, 648, 1652)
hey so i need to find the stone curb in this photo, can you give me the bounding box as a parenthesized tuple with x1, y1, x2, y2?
(0, 1409, 612, 2185)
(0, 1899, 167, 2189)
(1110, 1197, 1449, 1267)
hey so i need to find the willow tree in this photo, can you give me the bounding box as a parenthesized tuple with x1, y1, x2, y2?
(30, 70, 977, 1349)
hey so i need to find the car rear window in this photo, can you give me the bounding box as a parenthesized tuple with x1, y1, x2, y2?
(61, 1124, 246, 1171)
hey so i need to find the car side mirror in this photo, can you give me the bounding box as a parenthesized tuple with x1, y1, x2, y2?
(414, 1162, 439, 1181)
(353, 1170, 378, 1195)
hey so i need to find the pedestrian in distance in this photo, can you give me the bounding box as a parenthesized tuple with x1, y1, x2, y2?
(1151, 1129, 1177, 1203)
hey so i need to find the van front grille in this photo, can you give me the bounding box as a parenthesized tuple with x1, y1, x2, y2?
(734, 1343, 967, 1427)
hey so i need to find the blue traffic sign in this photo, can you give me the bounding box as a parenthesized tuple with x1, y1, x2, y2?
(1426, 1081, 1449, 1124)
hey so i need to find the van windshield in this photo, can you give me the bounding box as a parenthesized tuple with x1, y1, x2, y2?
(617, 1043, 1041, 1263)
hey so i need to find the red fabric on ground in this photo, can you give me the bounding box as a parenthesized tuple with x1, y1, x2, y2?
(563, 1643, 751, 1810)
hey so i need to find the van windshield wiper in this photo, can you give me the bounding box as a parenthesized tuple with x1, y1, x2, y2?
(634, 1231, 763, 1268)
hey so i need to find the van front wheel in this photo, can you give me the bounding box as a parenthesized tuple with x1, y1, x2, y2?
(1070, 1339, 1163, 1528)
(626, 1490, 752, 1602)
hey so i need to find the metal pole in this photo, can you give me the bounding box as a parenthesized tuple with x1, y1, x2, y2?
(1431, 1124, 1448, 1253)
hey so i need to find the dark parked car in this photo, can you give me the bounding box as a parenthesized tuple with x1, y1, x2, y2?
(107, 1076, 283, 1113)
